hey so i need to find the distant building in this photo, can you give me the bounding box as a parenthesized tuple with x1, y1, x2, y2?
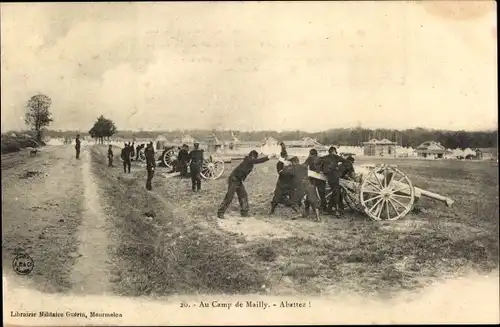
(475, 148, 498, 161)
(283, 137, 323, 148)
(363, 139, 397, 157)
(262, 136, 279, 147)
(415, 141, 450, 159)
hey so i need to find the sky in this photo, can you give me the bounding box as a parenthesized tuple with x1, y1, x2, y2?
(1, 1, 497, 133)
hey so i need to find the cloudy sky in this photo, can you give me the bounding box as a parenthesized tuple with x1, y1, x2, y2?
(1, 2, 497, 132)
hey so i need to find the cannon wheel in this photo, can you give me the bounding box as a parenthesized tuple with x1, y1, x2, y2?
(200, 156, 225, 180)
(359, 164, 415, 221)
(161, 148, 177, 169)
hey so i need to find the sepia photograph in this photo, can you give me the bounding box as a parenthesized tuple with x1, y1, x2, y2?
(1, 1, 498, 325)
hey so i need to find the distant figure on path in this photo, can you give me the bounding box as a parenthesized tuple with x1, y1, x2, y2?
(177, 144, 190, 178)
(107, 145, 114, 167)
(188, 142, 204, 192)
(75, 134, 81, 159)
(145, 142, 156, 190)
(121, 143, 132, 174)
(217, 150, 275, 219)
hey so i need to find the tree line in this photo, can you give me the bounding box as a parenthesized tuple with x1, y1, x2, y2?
(44, 127, 497, 150)
(19, 92, 495, 150)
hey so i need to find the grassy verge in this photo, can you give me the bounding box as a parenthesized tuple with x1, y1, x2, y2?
(89, 146, 266, 297)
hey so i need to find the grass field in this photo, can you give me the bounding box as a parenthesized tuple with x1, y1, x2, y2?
(89, 146, 499, 298)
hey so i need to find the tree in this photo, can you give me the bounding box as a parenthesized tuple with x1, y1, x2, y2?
(89, 115, 117, 144)
(25, 93, 53, 142)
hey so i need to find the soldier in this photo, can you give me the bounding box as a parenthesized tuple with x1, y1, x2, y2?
(280, 156, 321, 221)
(107, 145, 114, 167)
(177, 144, 190, 178)
(304, 148, 327, 212)
(121, 143, 132, 174)
(130, 142, 136, 161)
(217, 150, 275, 219)
(322, 146, 348, 217)
(189, 142, 204, 192)
(75, 134, 81, 159)
(276, 141, 288, 173)
(145, 142, 156, 190)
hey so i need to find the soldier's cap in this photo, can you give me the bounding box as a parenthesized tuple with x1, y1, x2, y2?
(328, 146, 337, 153)
(309, 148, 318, 155)
(249, 150, 259, 157)
(289, 156, 299, 163)
(347, 155, 355, 162)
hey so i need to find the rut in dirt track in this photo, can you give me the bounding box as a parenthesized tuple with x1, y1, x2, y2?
(70, 147, 113, 294)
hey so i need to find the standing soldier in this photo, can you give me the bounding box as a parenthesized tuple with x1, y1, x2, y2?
(107, 145, 114, 167)
(145, 142, 156, 190)
(188, 142, 204, 192)
(177, 144, 190, 178)
(75, 134, 81, 159)
(121, 143, 132, 174)
(130, 142, 136, 161)
(322, 146, 348, 217)
(270, 142, 294, 214)
(217, 150, 275, 219)
(304, 148, 327, 212)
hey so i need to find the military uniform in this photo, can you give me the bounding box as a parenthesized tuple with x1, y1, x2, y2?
(321, 153, 348, 214)
(108, 146, 113, 167)
(281, 163, 320, 220)
(177, 148, 190, 178)
(189, 149, 204, 192)
(304, 154, 327, 211)
(121, 145, 132, 173)
(337, 157, 355, 210)
(145, 145, 156, 190)
(270, 156, 294, 214)
(75, 138, 81, 159)
(217, 154, 270, 218)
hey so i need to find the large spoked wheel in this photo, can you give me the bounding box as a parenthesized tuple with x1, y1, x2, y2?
(161, 149, 177, 169)
(359, 164, 415, 221)
(200, 156, 225, 180)
(138, 148, 146, 162)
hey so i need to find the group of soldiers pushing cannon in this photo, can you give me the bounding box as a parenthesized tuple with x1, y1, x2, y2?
(217, 142, 355, 222)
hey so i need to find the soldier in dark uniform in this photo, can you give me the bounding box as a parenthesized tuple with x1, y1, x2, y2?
(145, 142, 156, 190)
(177, 144, 190, 178)
(121, 143, 132, 173)
(280, 156, 321, 221)
(304, 148, 327, 212)
(322, 146, 348, 217)
(108, 145, 114, 167)
(217, 150, 274, 219)
(270, 142, 295, 214)
(189, 142, 204, 192)
(130, 142, 136, 161)
(75, 134, 81, 159)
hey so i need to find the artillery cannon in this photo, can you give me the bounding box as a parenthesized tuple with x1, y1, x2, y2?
(309, 164, 454, 221)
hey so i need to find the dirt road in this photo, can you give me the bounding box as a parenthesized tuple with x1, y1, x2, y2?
(2, 144, 113, 294)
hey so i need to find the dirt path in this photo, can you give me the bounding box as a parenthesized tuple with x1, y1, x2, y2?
(2, 145, 85, 293)
(69, 148, 112, 295)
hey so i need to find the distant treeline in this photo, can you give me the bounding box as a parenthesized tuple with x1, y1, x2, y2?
(41, 127, 498, 149)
